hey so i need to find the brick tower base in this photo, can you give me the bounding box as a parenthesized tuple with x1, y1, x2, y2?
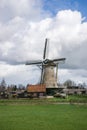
(43, 66, 58, 88)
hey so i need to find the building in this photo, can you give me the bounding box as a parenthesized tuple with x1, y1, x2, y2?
(63, 86, 87, 95)
(27, 84, 46, 98)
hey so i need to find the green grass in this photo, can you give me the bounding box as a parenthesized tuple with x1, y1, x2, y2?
(0, 103, 87, 130)
(69, 95, 87, 103)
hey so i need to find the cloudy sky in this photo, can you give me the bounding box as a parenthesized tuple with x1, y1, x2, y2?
(0, 0, 87, 86)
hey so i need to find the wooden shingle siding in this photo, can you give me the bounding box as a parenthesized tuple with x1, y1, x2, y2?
(27, 84, 46, 92)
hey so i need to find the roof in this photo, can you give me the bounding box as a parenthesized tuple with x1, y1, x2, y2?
(27, 84, 46, 92)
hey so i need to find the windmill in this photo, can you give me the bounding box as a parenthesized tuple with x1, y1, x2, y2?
(26, 38, 66, 88)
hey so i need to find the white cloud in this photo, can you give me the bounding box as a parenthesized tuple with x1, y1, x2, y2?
(58, 69, 87, 84)
(0, 63, 41, 85)
(0, 0, 43, 22)
(56, 10, 82, 25)
(0, 9, 87, 84)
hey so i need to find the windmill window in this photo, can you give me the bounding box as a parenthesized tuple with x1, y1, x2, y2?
(53, 84, 55, 86)
(52, 74, 54, 77)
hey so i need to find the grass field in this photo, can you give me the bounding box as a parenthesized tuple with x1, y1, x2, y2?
(0, 102, 87, 130)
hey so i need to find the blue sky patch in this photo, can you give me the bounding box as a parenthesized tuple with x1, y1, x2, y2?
(43, 0, 87, 19)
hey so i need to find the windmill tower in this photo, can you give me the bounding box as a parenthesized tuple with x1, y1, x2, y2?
(43, 65, 58, 88)
(26, 38, 66, 88)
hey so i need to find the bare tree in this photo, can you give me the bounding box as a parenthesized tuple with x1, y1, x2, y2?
(63, 79, 76, 87)
(0, 78, 7, 91)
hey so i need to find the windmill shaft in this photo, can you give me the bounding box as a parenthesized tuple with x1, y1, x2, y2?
(40, 63, 44, 84)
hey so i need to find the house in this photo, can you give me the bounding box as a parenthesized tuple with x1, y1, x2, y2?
(27, 84, 46, 98)
(63, 86, 87, 95)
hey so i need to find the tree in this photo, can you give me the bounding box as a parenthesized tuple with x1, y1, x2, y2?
(13, 85, 17, 91)
(63, 79, 76, 87)
(18, 84, 25, 90)
(78, 82, 87, 88)
(0, 78, 6, 90)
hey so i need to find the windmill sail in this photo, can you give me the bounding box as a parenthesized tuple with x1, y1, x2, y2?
(25, 38, 66, 87)
(26, 60, 42, 65)
(43, 38, 47, 59)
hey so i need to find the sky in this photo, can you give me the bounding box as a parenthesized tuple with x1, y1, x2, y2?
(0, 0, 87, 86)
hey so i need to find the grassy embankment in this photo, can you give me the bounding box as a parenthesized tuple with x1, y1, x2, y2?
(0, 95, 87, 105)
